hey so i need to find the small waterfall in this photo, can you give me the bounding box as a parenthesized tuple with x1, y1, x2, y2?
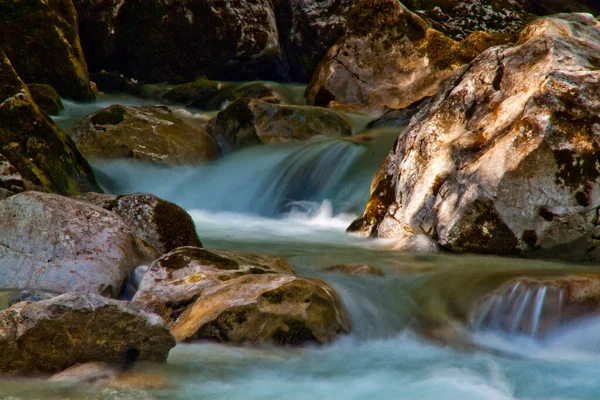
(472, 280, 564, 338)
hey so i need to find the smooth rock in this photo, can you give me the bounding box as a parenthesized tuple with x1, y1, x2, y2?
(0, 191, 158, 297)
(0, 292, 175, 374)
(324, 264, 384, 277)
(69, 105, 219, 164)
(0, 51, 100, 195)
(75, 192, 202, 254)
(132, 247, 350, 345)
(349, 14, 600, 263)
(26, 84, 64, 116)
(0, 0, 94, 100)
(210, 98, 352, 150)
(306, 0, 508, 113)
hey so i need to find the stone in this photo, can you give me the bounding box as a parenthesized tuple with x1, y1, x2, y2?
(8, 290, 57, 307)
(162, 79, 223, 109)
(469, 273, 600, 337)
(75, 192, 203, 254)
(132, 247, 350, 345)
(0, 51, 100, 196)
(0, 292, 175, 374)
(210, 98, 352, 150)
(0, 191, 158, 297)
(89, 70, 140, 95)
(323, 264, 384, 277)
(114, 0, 286, 83)
(0, 0, 94, 100)
(26, 83, 64, 116)
(349, 14, 600, 263)
(529, 1, 599, 20)
(273, 0, 356, 82)
(69, 105, 219, 165)
(306, 0, 509, 114)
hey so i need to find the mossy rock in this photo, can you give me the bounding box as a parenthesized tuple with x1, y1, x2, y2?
(69, 104, 219, 165)
(210, 98, 352, 150)
(0, 51, 100, 196)
(162, 79, 222, 108)
(26, 83, 64, 116)
(0, 0, 94, 100)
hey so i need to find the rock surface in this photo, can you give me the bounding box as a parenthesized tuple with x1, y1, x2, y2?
(0, 0, 94, 100)
(75, 192, 202, 254)
(306, 0, 508, 113)
(132, 247, 350, 345)
(0, 51, 100, 196)
(211, 99, 352, 150)
(26, 83, 64, 116)
(349, 14, 600, 262)
(0, 292, 175, 374)
(324, 264, 384, 277)
(0, 191, 158, 297)
(69, 105, 219, 164)
(114, 0, 286, 83)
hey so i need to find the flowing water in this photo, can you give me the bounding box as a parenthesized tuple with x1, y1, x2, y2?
(5, 89, 600, 399)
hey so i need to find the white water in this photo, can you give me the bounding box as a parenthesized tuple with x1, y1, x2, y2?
(18, 92, 600, 399)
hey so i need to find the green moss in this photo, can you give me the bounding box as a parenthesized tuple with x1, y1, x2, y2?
(153, 199, 202, 252)
(272, 317, 317, 346)
(91, 105, 126, 126)
(261, 289, 284, 304)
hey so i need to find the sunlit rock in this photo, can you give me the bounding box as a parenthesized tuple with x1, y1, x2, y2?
(350, 14, 600, 263)
(306, 0, 508, 114)
(210, 98, 352, 150)
(69, 104, 219, 165)
(132, 247, 350, 345)
(75, 192, 202, 254)
(0, 0, 94, 100)
(0, 51, 100, 196)
(0, 292, 175, 374)
(0, 191, 158, 298)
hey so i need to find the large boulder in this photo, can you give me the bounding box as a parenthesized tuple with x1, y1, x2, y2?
(132, 247, 350, 345)
(0, 0, 94, 100)
(306, 0, 508, 114)
(349, 14, 600, 263)
(0, 292, 175, 374)
(0, 51, 100, 196)
(210, 98, 352, 150)
(113, 0, 286, 83)
(274, 0, 357, 82)
(75, 192, 203, 254)
(69, 105, 219, 165)
(0, 191, 158, 297)
(26, 83, 64, 116)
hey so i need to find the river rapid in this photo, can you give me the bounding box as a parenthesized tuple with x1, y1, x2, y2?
(6, 88, 600, 399)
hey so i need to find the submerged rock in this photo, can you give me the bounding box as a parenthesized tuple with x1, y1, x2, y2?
(0, 51, 100, 196)
(75, 192, 202, 254)
(0, 0, 94, 100)
(114, 0, 286, 83)
(69, 105, 219, 164)
(306, 0, 508, 113)
(26, 84, 64, 116)
(132, 247, 350, 345)
(0, 292, 175, 374)
(323, 264, 384, 277)
(349, 14, 600, 263)
(0, 191, 158, 298)
(210, 98, 351, 150)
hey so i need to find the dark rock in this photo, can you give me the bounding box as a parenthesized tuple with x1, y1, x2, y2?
(89, 70, 140, 95)
(324, 264, 384, 277)
(26, 83, 64, 115)
(8, 290, 57, 307)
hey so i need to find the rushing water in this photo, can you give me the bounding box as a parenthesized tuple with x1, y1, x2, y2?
(6, 90, 600, 399)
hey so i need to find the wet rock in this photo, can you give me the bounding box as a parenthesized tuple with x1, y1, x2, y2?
(0, 292, 175, 374)
(26, 84, 63, 116)
(114, 0, 286, 83)
(529, 0, 599, 16)
(162, 79, 223, 109)
(0, 191, 158, 297)
(324, 264, 384, 277)
(75, 192, 202, 254)
(366, 101, 425, 130)
(404, 0, 531, 40)
(349, 14, 600, 263)
(0, 51, 100, 195)
(210, 98, 351, 150)
(469, 274, 600, 337)
(89, 70, 140, 95)
(306, 0, 508, 114)
(0, 0, 94, 100)
(132, 247, 350, 345)
(69, 105, 219, 165)
(274, 0, 356, 82)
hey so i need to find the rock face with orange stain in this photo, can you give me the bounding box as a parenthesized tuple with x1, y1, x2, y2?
(349, 14, 600, 263)
(132, 247, 350, 345)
